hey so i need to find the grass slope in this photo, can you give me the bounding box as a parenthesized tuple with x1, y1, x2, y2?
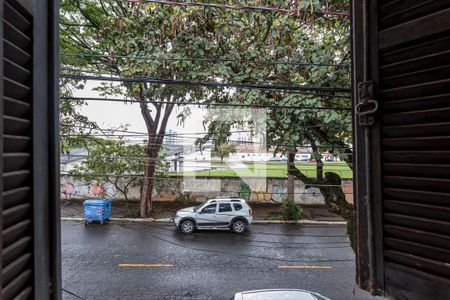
(170, 162, 352, 179)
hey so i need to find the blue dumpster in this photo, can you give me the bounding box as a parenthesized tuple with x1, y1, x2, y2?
(83, 199, 112, 224)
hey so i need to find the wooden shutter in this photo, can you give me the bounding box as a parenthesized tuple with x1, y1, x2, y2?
(353, 1, 450, 299)
(1, 0, 60, 299)
(1, 0, 33, 298)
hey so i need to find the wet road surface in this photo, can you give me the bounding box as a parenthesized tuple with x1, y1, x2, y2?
(62, 221, 381, 300)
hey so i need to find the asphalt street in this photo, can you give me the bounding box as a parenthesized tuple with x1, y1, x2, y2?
(62, 221, 381, 300)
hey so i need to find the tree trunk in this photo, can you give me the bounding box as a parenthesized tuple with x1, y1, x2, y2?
(321, 172, 355, 250)
(287, 151, 296, 202)
(137, 90, 175, 217)
(305, 134, 323, 181)
(288, 163, 355, 250)
(140, 148, 158, 218)
(316, 159, 323, 181)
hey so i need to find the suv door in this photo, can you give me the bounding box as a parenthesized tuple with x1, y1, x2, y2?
(216, 203, 234, 227)
(197, 203, 217, 226)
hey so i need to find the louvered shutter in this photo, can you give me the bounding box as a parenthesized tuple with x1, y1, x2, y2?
(2, 0, 33, 299)
(1, 0, 60, 299)
(354, 1, 450, 299)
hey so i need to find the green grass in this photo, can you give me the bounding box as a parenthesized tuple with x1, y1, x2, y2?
(170, 162, 353, 179)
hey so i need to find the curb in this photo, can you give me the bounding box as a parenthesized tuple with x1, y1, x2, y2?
(61, 217, 154, 222)
(60, 217, 346, 225)
(253, 220, 347, 225)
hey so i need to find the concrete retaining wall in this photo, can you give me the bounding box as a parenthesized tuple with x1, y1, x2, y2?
(61, 175, 353, 205)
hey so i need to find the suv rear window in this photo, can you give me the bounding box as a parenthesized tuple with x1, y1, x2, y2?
(219, 203, 232, 212)
(233, 203, 243, 211)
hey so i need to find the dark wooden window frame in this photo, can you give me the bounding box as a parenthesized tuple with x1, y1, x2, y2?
(0, 0, 60, 299)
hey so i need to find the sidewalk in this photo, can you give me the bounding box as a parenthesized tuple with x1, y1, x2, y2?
(61, 199, 345, 223)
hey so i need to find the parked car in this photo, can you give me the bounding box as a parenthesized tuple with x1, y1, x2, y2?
(232, 289, 331, 300)
(174, 197, 253, 234)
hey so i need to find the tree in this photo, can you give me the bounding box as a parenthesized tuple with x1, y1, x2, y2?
(60, 0, 350, 218)
(70, 140, 144, 201)
(213, 144, 237, 163)
(70, 140, 169, 202)
(196, 1, 354, 244)
(61, 0, 221, 216)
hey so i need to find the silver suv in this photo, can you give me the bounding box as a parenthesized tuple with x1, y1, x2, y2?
(174, 198, 253, 234)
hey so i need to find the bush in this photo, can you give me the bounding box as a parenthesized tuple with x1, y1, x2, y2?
(281, 198, 303, 221)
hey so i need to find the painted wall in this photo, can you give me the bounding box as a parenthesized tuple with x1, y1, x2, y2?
(61, 175, 353, 205)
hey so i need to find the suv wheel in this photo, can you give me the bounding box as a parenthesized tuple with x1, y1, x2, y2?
(232, 220, 246, 234)
(180, 220, 195, 233)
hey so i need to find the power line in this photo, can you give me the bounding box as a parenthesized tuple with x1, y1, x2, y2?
(61, 139, 353, 153)
(60, 74, 351, 93)
(61, 53, 351, 68)
(62, 288, 85, 300)
(61, 129, 253, 137)
(61, 96, 352, 107)
(62, 133, 352, 147)
(61, 153, 351, 163)
(61, 124, 353, 149)
(61, 137, 352, 150)
(62, 125, 354, 142)
(61, 66, 352, 95)
(121, 223, 355, 263)
(128, 0, 350, 17)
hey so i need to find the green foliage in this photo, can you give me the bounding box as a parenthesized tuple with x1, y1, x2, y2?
(240, 181, 251, 201)
(60, 78, 99, 153)
(281, 198, 303, 221)
(191, 0, 352, 166)
(60, 0, 351, 215)
(70, 140, 168, 200)
(268, 215, 284, 221)
(71, 140, 144, 178)
(212, 144, 237, 162)
(177, 162, 352, 179)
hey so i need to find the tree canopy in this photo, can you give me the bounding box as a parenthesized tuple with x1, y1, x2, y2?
(60, 0, 351, 217)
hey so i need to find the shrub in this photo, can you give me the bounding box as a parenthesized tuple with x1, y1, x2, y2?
(281, 198, 303, 221)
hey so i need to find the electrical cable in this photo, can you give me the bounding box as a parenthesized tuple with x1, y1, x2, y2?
(61, 133, 339, 143)
(61, 96, 352, 109)
(61, 53, 351, 68)
(61, 125, 353, 149)
(61, 135, 353, 151)
(114, 222, 350, 250)
(135, 223, 349, 241)
(118, 222, 354, 263)
(62, 288, 86, 300)
(62, 136, 352, 149)
(60, 154, 350, 163)
(60, 73, 351, 93)
(127, 0, 350, 17)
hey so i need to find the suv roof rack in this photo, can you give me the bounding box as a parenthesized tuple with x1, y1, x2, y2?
(209, 197, 244, 202)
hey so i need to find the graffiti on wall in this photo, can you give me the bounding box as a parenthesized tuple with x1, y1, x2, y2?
(238, 179, 323, 204)
(61, 175, 332, 205)
(60, 177, 125, 202)
(271, 180, 285, 202)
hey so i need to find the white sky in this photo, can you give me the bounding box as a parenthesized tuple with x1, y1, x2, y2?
(76, 81, 208, 142)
